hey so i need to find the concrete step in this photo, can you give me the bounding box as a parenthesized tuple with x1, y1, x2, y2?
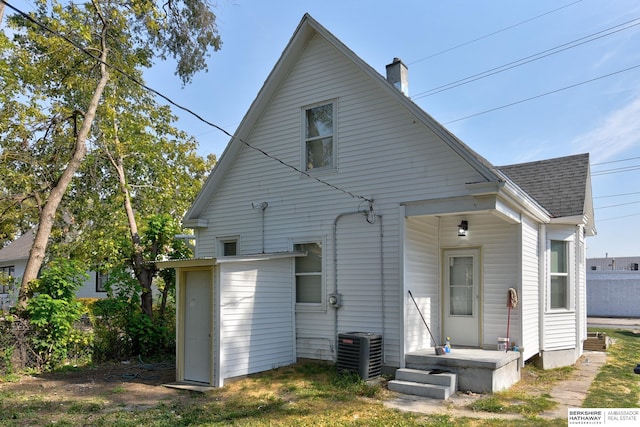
(388, 379, 452, 399)
(394, 368, 457, 389)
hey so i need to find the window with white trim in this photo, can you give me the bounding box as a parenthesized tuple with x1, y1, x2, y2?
(96, 270, 109, 293)
(1, 266, 15, 294)
(303, 102, 335, 171)
(549, 240, 569, 309)
(294, 242, 323, 305)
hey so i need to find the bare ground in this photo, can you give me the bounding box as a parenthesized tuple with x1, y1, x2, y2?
(0, 359, 188, 413)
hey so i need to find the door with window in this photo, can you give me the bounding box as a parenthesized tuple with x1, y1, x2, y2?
(442, 249, 481, 347)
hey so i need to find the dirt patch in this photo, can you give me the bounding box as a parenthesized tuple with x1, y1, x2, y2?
(0, 360, 186, 409)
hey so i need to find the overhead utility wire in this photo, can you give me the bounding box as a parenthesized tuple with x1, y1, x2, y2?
(594, 191, 640, 199)
(592, 156, 640, 166)
(409, 0, 583, 65)
(2, 1, 373, 204)
(443, 63, 640, 125)
(598, 212, 640, 222)
(412, 17, 640, 100)
(591, 164, 640, 177)
(595, 200, 640, 210)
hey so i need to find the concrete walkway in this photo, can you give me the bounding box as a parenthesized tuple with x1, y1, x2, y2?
(385, 317, 639, 421)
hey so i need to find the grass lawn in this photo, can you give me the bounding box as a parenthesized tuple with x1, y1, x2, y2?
(1, 328, 638, 426)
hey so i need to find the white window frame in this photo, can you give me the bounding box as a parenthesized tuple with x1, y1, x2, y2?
(1, 266, 15, 294)
(546, 232, 575, 312)
(292, 237, 325, 312)
(96, 270, 109, 293)
(217, 236, 240, 257)
(301, 100, 337, 172)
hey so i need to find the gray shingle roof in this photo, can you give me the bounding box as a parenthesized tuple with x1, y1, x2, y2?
(497, 153, 589, 218)
(0, 229, 34, 263)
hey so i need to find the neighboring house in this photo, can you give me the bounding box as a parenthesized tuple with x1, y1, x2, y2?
(161, 14, 595, 387)
(587, 256, 640, 318)
(0, 230, 109, 310)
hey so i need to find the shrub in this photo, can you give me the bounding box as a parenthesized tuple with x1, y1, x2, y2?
(89, 266, 175, 361)
(25, 259, 93, 369)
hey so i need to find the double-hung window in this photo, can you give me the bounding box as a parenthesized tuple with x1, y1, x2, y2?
(294, 242, 323, 306)
(96, 270, 109, 293)
(549, 240, 569, 310)
(304, 102, 335, 171)
(1, 266, 15, 294)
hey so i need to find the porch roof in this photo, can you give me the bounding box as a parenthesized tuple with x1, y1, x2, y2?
(497, 153, 589, 219)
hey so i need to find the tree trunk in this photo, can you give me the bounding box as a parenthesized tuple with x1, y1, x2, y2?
(110, 148, 155, 319)
(17, 33, 110, 311)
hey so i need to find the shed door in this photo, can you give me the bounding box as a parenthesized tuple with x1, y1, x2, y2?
(184, 270, 212, 383)
(443, 249, 480, 347)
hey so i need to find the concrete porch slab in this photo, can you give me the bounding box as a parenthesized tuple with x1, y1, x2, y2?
(405, 348, 521, 393)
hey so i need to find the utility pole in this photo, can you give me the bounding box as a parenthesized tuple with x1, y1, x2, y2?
(0, 1, 6, 27)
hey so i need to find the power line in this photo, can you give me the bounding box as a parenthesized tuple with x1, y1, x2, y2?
(591, 164, 640, 177)
(592, 156, 640, 166)
(443, 63, 640, 125)
(595, 200, 640, 209)
(594, 191, 640, 199)
(2, 1, 373, 204)
(412, 16, 640, 100)
(408, 0, 583, 65)
(598, 212, 640, 222)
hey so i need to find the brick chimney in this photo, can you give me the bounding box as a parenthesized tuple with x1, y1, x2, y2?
(386, 58, 409, 97)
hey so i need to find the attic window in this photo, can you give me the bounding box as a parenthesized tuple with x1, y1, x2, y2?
(304, 102, 335, 171)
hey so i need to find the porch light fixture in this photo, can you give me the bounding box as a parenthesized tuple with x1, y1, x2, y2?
(458, 220, 468, 237)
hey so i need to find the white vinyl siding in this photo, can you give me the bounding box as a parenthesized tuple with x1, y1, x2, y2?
(404, 216, 440, 352)
(220, 258, 295, 380)
(520, 216, 540, 360)
(195, 33, 490, 367)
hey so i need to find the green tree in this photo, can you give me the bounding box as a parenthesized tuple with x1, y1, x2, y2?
(0, 0, 221, 310)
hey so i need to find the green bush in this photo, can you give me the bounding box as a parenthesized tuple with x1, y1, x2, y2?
(25, 259, 93, 369)
(89, 266, 175, 362)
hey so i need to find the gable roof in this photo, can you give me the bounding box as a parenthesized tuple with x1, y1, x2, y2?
(0, 229, 34, 263)
(497, 153, 591, 219)
(183, 14, 505, 226)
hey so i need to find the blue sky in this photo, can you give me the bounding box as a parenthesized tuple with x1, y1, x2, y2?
(9, 1, 640, 258)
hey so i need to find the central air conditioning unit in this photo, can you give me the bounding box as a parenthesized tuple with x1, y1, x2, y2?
(337, 332, 383, 380)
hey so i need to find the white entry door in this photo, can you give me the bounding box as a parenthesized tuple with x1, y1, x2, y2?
(443, 249, 480, 347)
(183, 270, 212, 384)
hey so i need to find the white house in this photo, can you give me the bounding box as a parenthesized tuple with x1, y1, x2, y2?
(0, 230, 109, 310)
(162, 14, 595, 388)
